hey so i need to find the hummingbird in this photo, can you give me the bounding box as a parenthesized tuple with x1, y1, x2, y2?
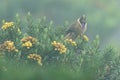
(64, 15, 87, 40)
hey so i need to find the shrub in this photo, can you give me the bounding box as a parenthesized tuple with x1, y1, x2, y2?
(0, 13, 120, 80)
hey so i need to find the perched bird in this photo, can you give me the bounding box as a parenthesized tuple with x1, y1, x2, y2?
(64, 15, 87, 40)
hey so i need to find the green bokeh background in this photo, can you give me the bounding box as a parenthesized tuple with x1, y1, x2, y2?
(0, 0, 120, 49)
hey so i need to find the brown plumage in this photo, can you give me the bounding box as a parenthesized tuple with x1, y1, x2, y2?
(64, 15, 87, 40)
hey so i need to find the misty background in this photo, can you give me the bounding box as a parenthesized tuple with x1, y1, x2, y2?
(0, 0, 120, 50)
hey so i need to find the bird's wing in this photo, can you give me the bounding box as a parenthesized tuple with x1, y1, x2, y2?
(76, 18, 84, 35)
(64, 23, 76, 39)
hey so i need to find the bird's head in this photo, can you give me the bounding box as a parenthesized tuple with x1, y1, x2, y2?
(79, 15, 86, 23)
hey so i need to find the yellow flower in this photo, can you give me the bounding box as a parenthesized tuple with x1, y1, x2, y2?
(71, 41, 77, 46)
(1, 40, 18, 52)
(27, 54, 42, 65)
(51, 41, 67, 54)
(51, 41, 57, 46)
(83, 35, 89, 42)
(21, 36, 37, 49)
(1, 22, 14, 30)
(65, 39, 77, 46)
(21, 36, 37, 44)
(59, 47, 67, 54)
(22, 41, 32, 49)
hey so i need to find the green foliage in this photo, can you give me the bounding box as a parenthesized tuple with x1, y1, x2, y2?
(0, 14, 120, 80)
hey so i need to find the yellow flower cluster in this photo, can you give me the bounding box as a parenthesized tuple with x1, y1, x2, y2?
(65, 39, 77, 46)
(51, 41, 67, 54)
(0, 41, 18, 52)
(22, 41, 32, 49)
(1, 22, 14, 30)
(83, 35, 89, 42)
(21, 36, 37, 49)
(27, 54, 42, 65)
